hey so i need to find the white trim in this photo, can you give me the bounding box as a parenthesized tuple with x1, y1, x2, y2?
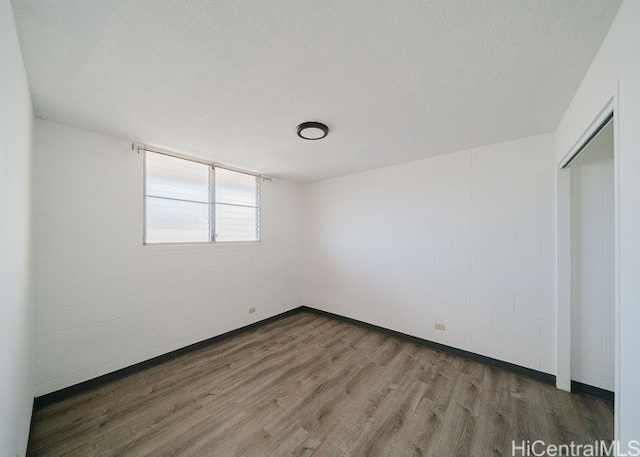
(209, 165, 215, 243)
(142, 149, 148, 246)
(256, 177, 262, 242)
(558, 98, 614, 169)
(556, 167, 571, 391)
(612, 83, 621, 444)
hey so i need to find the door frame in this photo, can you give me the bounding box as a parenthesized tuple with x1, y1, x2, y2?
(556, 87, 620, 436)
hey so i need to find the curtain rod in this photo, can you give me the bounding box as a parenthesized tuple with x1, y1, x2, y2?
(132, 142, 273, 181)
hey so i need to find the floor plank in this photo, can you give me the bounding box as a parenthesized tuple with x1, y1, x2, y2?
(28, 312, 614, 456)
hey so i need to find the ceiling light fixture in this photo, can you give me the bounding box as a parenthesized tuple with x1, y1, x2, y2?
(296, 121, 329, 140)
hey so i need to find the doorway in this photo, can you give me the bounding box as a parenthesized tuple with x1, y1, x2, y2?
(568, 118, 615, 398)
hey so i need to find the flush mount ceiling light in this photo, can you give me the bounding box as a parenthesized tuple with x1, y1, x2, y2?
(296, 121, 329, 140)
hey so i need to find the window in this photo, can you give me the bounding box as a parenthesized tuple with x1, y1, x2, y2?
(144, 150, 260, 244)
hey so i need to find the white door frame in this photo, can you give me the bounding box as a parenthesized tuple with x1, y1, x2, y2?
(555, 88, 620, 437)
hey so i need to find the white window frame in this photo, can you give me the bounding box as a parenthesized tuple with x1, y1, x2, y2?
(141, 147, 262, 245)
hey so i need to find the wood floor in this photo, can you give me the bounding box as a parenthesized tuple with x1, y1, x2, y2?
(28, 311, 613, 456)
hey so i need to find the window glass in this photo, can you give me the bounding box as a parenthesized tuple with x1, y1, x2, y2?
(215, 168, 258, 242)
(144, 151, 260, 244)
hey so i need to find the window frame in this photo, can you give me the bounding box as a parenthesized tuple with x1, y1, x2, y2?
(142, 148, 262, 246)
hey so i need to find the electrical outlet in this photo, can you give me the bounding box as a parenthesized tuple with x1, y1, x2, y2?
(434, 322, 445, 331)
(249, 307, 256, 314)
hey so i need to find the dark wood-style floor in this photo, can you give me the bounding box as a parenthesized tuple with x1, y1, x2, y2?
(28, 311, 613, 456)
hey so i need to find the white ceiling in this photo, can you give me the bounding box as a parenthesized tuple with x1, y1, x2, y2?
(12, 0, 622, 183)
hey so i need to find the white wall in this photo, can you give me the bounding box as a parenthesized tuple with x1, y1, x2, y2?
(304, 133, 556, 373)
(31, 119, 303, 396)
(570, 121, 614, 391)
(0, 0, 34, 455)
(555, 0, 640, 446)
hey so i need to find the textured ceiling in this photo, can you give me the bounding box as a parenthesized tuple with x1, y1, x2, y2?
(12, 0, 622, 183)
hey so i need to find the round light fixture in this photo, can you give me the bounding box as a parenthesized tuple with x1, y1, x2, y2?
(296, 121, 329, 140)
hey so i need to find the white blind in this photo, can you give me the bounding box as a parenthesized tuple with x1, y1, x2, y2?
(145, 152, 210, 243)
(144, 150, 260, 244)
(215, 168, 259, 242)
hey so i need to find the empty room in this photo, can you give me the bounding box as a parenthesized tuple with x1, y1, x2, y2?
(2, 0, 640, 456)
